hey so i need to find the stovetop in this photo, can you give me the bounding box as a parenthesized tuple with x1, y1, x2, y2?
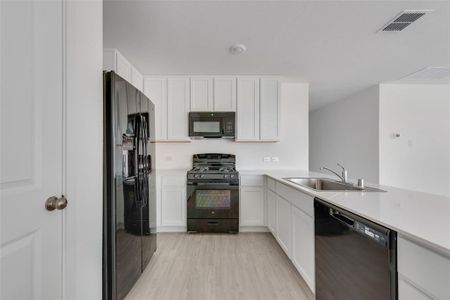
(187, 153, 239, 182)
(190, 166, 236, 173)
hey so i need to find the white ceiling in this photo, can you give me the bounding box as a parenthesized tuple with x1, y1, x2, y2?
(104, 0, 450, 110)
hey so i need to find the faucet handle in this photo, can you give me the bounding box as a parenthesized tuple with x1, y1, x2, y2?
(337, 163, 348, 182)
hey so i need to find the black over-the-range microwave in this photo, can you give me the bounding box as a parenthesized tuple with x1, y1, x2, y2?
(188, 112, 235, 139)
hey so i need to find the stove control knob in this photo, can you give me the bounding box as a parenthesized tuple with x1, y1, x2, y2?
(200, 174, 204, 178)
(230, 174, 235, 178)
(224, 174, 229, 178)
(194, 174, 199, 178)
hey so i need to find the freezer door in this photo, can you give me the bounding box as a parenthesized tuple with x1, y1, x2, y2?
(139, 93, 157, 271)
(111, 72, 143, 300)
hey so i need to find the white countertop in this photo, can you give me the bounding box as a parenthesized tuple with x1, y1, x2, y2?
(241, 169, 450, 256)
(155, 169, 189, 176)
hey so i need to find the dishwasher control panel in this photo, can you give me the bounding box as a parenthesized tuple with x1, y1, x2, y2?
(354, 222, 388, 246)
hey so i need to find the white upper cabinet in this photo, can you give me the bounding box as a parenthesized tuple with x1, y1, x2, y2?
(237, 77, 260, 141)
(143, 77, 167, 141)
(131, 68, 143, 91)
(190, 77, 236, 112)
(214, 77, 237, 111)
(236, 77, 280, 142)
(260, 79, 280, 141)
(115, 51, 132, 82)
(142, 74, 281, 143)
(190, 77, 213, 111)
(167, 77, 190, 141)
(103, 48, 144, 92)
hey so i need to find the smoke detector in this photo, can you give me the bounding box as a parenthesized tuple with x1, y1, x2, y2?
(380, 9, 433, 32)
(229, 44, 247, 55)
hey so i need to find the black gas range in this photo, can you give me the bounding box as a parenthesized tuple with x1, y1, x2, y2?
(187, 153, 239, 233)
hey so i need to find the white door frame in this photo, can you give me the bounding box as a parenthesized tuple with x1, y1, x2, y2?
(62, 1, 103, 299)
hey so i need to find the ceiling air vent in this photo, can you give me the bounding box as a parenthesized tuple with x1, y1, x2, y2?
(380, 10, 431, 32)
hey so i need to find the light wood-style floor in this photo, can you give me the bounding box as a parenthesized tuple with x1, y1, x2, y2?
(125, 233, 314, 300)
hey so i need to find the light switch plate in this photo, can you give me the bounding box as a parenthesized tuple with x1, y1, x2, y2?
(271, 157, 280, 162)
(263, 157, 271, 162)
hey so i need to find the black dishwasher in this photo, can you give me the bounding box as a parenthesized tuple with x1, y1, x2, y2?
(314, 198, 397, 300)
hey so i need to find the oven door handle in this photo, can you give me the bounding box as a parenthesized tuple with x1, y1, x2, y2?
(195, 182, 237, 186)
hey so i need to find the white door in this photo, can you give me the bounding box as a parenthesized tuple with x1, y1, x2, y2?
(167, 77, 190, 141)
(161, 187, 185, 226)
(260, 79, 279, 141)
(236, 77, 260, 141)
(190, 77, 213, 111)
(267, 189, 277, 234)
(240, 186, 265, 226)
(276, 195, 292, 257)
(291, 205, 315, 291)
(1, 1, 65, 299)
(143, 77, 167, 141)
(213, 77, 236, 111)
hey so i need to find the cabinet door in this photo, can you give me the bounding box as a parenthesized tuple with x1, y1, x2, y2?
(236, 77, 260, 141)
(143, 78, 167, 141)
(115, 52, 132, 82)
(167, 77, 190, 140)
(267, 189, 277, 235)
(260, 79, 279, 141)
(213, 77, 236, 111)
(276, 195, 291, 257)
(399, 278, 432, 300)
(292, 205, 315, 291)
(161, 187, 185, 226)
(190, 77, 213, 111)
(131, 67, 143, 91)
(240, 187, 265, 226)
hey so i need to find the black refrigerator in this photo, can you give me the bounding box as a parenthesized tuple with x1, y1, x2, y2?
(103, 71, 157, 300)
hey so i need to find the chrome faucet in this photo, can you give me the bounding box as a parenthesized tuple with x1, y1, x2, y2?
(321, 163, 348, 183)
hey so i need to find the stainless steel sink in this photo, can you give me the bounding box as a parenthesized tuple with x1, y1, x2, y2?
(283, 177, 385, 192)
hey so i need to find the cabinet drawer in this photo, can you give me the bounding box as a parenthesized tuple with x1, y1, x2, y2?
(398, 237, 450, 299)
(276, 182, 313, 217)
(266, 177, 276, 192)
(161, 175, 186, 187)
(240, 175, 264, 186)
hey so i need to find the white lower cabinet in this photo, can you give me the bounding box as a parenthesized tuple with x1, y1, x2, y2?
(266, 177, 315, 294)
(398, 236, 450, 300)
(158, 174, 187, 229)
(291, 205, 315, 291)
(240, 186, 265, 226)
(267, 189, 277, 234)
(240, 175, 266, 228)
(399, 277, 432, 300)
(161, 187, 185, 226)
(276, 195, 292, 257)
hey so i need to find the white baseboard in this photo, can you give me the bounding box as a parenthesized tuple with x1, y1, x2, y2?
(239, 226, 269, 232)
(157, 226, 187, 233)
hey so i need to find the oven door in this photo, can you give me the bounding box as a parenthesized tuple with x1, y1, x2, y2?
(187, 183, 239, 219)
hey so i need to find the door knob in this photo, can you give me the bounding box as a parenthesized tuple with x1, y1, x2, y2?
(45, 195, 68, 211)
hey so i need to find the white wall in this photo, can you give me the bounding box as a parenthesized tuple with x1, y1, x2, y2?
(379, 84, 450, 197)
(65, 1, 103, 299)
(309, 86, 380, 182)
(155, 82, 309, 170)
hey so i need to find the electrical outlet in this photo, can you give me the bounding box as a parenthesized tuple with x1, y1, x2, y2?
(271, 157, 280, 162)
(165, 156, 173, 161)
(263, 157, 271, 162)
